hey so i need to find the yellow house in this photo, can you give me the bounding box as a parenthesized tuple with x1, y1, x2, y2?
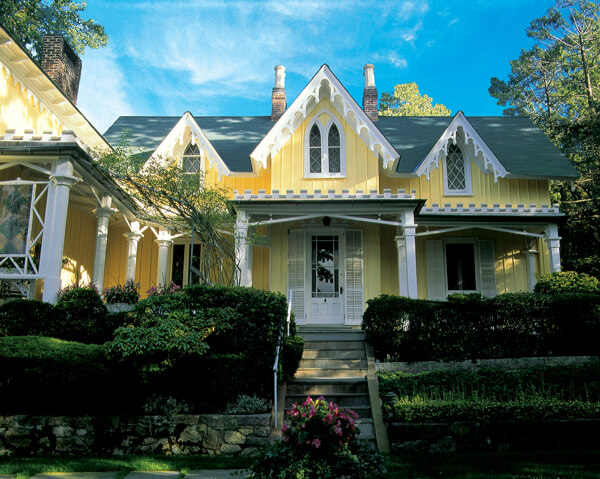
(105, 65, 578, 326)
(0, 25, 580, 322)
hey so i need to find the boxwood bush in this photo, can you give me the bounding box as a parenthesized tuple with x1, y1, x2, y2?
(380, 363, 600, 423)
(363, 292, 600, 361)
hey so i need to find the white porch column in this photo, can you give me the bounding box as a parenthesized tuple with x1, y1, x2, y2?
(235, 209, 253, 287)
(92, 196, 116, 292)
(40, 159, 78, 303)
(123, 221, 144, 282)
(523, 249, 538, 291)
(155, 229, 173, 286)
(395, 210, 418, 299)
(395, 234, 408, 297)
(544, 224, 561, 273)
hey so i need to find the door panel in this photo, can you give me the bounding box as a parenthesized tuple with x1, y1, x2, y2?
(308, 234, 344, 324)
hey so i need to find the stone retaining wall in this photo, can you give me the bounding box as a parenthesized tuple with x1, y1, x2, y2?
(377, 355, 599, 374)
(0, 414, 271, 457)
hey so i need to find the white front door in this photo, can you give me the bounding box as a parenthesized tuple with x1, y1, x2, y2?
(307, 233, 345, 324)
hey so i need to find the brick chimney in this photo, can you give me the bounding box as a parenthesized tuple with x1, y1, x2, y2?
(362, 63, 378, 122)
(41, 35, 82, 104)
(271, 65, 286, 122)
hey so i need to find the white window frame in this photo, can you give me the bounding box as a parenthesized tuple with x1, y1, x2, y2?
(443, 141, 472, 196)
(180, 141, 203, 174)
(443, 238, 481, 295)
(304, 111, 346, 178)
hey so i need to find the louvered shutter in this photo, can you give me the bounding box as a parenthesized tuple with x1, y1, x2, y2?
(479, 240, 497, 297)
(287, 230, 305, 322)
(345, 230, 364, 324)
(426, 240, 446, 300)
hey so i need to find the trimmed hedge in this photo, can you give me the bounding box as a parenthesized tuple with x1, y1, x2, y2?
(380, 364, 600, 422)
(363, 292, 600, 361)
(0, 336, 141, 415)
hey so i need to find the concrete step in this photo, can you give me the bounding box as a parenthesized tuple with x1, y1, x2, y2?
(287, 377, 368, 395)
(356, 418, 375, 440)
(295, 368, 367, 378)
(303, 340, 364, 351)
(299, 358, 367, 370)
(302, 349, 365, 360)
(299, 331, 365, 342)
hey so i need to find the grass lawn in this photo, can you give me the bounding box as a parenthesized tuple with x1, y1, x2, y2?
(1, 450, 600, 478)
(0, 455, 254, 479)
(378, 450, 600, 478)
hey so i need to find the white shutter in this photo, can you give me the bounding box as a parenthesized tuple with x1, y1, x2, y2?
(345, 230, 364, 324)
(426, 240, 446, 300)
(479, 240, 497, 297)
(287, 230, 305, 322)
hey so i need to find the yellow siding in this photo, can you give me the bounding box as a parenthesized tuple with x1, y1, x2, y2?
(61, 205, 96, 288)
(103, 224, 128, 289)
(252, 246, 270, 290)
(0, 67, 61, 135)
(270, 98, 379, 194)
(379, 225, 398, 295)
(380, 160, 551, 208)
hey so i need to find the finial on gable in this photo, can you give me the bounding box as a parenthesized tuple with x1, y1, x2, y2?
(271, 65, 287, 122)
(363, 63, 378, 122)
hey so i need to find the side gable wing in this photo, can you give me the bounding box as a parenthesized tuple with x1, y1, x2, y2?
(414, 111, 508, 181)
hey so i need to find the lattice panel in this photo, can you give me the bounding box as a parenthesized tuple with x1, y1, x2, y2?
(446, 143, 466, 191)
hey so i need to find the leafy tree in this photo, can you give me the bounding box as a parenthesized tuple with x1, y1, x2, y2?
(0, 0, 107, 59)
(489, 0, 600, 273)
(97, 139, 238, 286)
(379, 82, 451, 116)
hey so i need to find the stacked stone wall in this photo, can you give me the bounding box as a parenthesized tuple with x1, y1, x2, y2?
(0, 414, 271, 457)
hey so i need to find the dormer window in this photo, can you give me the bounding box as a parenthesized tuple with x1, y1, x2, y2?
(182, 143, 201, 173)
(443, 142, 472, 195)
(305, 113, 345, 178)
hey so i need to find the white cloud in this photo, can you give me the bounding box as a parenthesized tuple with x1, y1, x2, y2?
(77, 47, 135, 133)
(388, 52, 408, 69)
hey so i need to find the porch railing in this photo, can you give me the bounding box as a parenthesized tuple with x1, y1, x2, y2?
(272, 290, 292, 429)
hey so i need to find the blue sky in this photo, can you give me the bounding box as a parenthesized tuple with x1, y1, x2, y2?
(76, 0, 556, 133)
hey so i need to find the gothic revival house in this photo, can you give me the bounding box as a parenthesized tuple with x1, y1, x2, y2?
(1, 26, 578, 325)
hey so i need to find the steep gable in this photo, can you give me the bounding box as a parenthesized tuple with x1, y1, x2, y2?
(251, 65, 399, 173)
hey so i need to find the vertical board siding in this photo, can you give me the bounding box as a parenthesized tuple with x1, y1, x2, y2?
(252, 246, 270, 290)
(62, 205, 95, 287)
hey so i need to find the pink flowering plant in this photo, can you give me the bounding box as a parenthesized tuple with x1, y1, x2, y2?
(250, 395, 384, 478)
(146, 281, 181, 297)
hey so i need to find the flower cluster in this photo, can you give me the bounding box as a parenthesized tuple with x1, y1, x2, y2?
(104, 279, 141, 304)
(283, 395, 359, 453)
(146, 281, 181, 297)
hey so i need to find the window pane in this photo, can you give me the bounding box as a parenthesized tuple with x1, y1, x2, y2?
(446, 243, 476, 291)
(446, 143, 466, 191)
(183, 157, 201, 173)
(309, 125, 322, 173)
(171, 244, 185, 287)
(312, 235, 339, 298)
(184, 143, 200, 156)
(328, 124, 341, 173)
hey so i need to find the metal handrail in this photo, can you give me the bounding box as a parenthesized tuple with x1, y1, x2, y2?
(273, 290, 292, 429)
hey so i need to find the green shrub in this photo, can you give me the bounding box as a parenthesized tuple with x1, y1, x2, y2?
(104, 279, 141, 304)
(224, 394, 271, 414)
(380, 364, 600, 423)
(0, 336, 142, 415)
(363, 292, 600, 361)
(534, 270, 600, 294)
(281, 335, 304, 382)
(142, 394, 192, 415)
(250, 396, 384, 478)
(0, 299, 58, 337)
(55, 285, 110, 343)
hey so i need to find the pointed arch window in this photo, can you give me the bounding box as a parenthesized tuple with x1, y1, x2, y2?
(305, 112, 346, 178)
(182, 142, 202, 173)
(443, 142, 472, 195)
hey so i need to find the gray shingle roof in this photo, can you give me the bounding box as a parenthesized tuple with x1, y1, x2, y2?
(104, 114, 579, 179)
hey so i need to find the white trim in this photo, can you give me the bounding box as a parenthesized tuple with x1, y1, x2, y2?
(144, 112, 231, 179)
(415, 111, 508, 182)
(250, 65, 399, 173)
(235, 188, 416, 201)
(304, 110, 346, 178)
(420, 202, 561, 216)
